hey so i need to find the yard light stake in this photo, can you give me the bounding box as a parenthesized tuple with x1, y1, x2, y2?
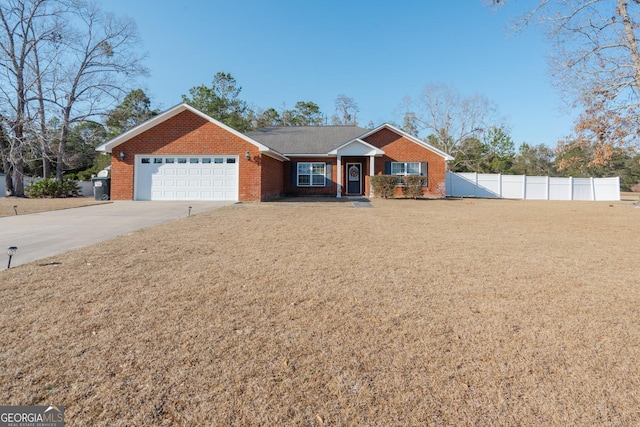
(13, 205, 17, 215)
(188, 206, 192, 217)
(7, 246, 17, 269)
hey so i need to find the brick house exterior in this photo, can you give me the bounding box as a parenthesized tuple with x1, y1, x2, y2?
(248, 123, 453, 199)
(367, 127, 450, 197)
(97, 103, 452, 202)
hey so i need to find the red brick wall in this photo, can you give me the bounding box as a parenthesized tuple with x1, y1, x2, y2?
(110, 110, 268, 202)
(281, 127, 449, 199)
(260, 154, 284, 200)
(284, 158, 337, 196)
(364, 128, 448, 197)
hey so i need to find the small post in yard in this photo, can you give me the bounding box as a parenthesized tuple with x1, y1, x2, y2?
(188, 206, 192, 217)
(13, 205, 17, 215)
(7, 246, 17, 268)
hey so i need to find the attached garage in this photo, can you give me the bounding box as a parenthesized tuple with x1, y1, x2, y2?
(134, 155, 239, 201)
(96, 103, 287, 202)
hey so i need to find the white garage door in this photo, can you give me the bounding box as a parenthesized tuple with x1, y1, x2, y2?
(135, 155, 239, 201)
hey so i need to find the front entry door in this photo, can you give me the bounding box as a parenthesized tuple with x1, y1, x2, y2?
(346, 163, 362, 195)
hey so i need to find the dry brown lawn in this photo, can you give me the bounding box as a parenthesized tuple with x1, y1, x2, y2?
(1, 197, 640, 426)
(0, 197, 107, 217)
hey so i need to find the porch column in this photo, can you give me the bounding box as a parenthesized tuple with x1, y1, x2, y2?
(336, 155, 342, 198)
(369, 155, 375, 197)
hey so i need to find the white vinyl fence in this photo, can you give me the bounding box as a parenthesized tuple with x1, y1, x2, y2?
(446, 172, 620, 201)
(0, 174, 93, 197)
(77, 181, 93, 196)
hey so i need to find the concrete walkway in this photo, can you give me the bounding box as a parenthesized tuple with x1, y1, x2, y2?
(347, 197, 374, 208)
(0, 201, 234, 270)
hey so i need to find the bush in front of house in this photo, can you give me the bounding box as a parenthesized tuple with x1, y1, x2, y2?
(371, 175, 399, 198)
(402, 176, 427, 199)
(25, 177, 81, 198)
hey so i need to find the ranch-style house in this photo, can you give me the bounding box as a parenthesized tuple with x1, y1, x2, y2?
(96, 103, 453, 201)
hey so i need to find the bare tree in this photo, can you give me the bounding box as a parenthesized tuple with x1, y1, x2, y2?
(405, 83, 502, 171)
(331, 94, 359, 125)
(29, 11, 64, 178)
(0, 0, 62, 195)
(0, 118, 14, 195)
(0, 0, 146, 194)
(53, 1, 146, 180)
(490, 0, 640, 157)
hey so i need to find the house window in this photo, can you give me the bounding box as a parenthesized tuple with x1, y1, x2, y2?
(297, 162, 326, 186)
(390, 162, 426, 185)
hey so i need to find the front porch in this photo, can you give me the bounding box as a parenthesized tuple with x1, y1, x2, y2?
(329, 138, 384, 198)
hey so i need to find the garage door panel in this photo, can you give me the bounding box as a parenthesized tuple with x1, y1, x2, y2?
(136, 155, 238, 201)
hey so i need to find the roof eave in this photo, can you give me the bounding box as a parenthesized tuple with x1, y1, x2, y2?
(328, 138, 385, 156)
(284, 153, 331, 158)
(95, 103, 284, 161)
(260, 148, 289, 161)
(356, 123, 454, 161)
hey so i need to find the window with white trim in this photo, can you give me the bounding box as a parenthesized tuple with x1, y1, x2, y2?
(391, 162, 425, 184)
(297, 162, 326, 186)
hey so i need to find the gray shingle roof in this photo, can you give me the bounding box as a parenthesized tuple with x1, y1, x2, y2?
(246, 126, 368, 155)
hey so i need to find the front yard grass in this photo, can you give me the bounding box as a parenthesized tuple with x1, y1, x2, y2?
(1, 197, 639, 425)
(0, 197, 107, 217)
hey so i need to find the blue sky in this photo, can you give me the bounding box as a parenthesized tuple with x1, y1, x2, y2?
(107, 0, 575, 148)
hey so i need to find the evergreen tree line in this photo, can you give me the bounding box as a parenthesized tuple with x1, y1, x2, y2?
(3, 66, 638, 193)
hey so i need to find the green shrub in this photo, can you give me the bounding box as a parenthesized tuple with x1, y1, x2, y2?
(26, 178, 81, 198)
(65, 168, 98, 182)
(402, 176, 427, 199)
(76, 169, 95, 181)
(371, 175, 399, 198)
(74, 168, 100, 181)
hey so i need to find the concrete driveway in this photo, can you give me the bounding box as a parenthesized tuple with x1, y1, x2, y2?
(0, 201, 234, 270)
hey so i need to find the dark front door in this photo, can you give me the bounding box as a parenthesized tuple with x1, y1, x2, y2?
(346, 163, 361, 195)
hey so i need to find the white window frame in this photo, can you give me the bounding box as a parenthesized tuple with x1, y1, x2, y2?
(297, 162, 326, 187)
(391, 162, 424, 184)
